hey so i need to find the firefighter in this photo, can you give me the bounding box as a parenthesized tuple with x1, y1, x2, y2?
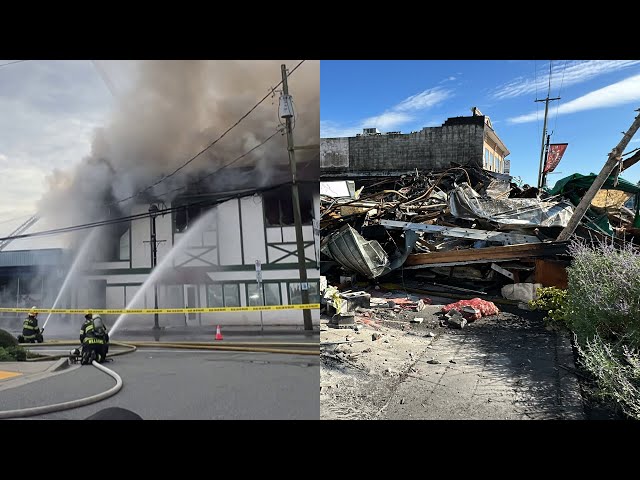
(18, 307, 43, 343)
(80, 314, 110, 364)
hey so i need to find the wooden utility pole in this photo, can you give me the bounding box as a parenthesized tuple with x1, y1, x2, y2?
(281, 64, 313, 331)
(535, 96, 560, 188)
(556, 108, 640, 241)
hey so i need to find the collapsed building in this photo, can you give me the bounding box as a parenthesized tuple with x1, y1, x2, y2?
(320, 109, 640, 328)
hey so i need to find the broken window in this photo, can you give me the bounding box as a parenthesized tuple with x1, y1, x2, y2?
(119, 230, 130, 261)
(263, 184, 315, 226)
(174, 201, 208, 233)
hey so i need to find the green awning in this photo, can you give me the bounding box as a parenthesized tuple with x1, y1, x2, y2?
(549, 173, 640, 234)
(549, 173, 640, 196)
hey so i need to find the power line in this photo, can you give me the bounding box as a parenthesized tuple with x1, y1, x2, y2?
(0, 179, 314, 243)
(153, 129, 282, 199)
(535, 59, 540, 143)
(553, 60, 568, 136)
(109, 59, 306, 206)
(0, 60, 28, 68)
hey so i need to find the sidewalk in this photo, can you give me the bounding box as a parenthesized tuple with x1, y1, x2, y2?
(0, 358, 71, 393)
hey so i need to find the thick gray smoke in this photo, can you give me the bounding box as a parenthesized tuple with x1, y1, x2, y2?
(36, 60, 319, 228)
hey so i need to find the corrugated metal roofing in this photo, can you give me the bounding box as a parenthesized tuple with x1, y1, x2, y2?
(0, 248, 66, 267)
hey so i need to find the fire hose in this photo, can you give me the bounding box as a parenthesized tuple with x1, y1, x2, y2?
(0, 340, 318, 419)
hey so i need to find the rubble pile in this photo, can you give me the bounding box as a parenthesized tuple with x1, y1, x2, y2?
(320, 165, 640, 322)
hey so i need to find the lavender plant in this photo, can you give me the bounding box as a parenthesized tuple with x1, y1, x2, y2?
(567, 237, 640, 348)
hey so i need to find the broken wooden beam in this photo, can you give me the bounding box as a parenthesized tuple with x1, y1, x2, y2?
(404, 241, 569, 267)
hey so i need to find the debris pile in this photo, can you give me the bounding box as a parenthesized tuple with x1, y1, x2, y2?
(321, 165, 640, 311)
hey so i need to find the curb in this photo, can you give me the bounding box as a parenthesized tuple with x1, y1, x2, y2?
(47, 357, 70, 373)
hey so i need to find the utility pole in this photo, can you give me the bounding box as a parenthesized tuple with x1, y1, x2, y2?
(149, 204, 160, 330)
(535, 96, 560, 189)
(540, 133, 551, 189)
(536, 60, 560, 189)
(557, 108, 640, 241)
(281, 63, 313, 331)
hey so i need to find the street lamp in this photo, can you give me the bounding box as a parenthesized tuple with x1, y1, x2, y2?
(149, 204, 160, 330)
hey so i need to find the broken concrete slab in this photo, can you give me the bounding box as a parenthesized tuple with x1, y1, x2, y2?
(411, 317, 424, 324)
(445, 309, 467, 329)
(501, 283, 543, 303)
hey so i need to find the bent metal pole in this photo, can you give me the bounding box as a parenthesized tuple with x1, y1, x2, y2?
(556, 108, 640, 242)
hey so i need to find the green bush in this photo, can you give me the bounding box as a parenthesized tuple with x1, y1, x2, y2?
(575, 334, 640, 420)
(567, 239, 640, 348)
(565, 238, 640, 419)
(0, 345, 27, 362)
(529, 286, 569, 329)
(0, 328, 19, 348)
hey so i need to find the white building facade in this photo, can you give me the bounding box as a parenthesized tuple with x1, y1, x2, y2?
(76, 184, 320, 329)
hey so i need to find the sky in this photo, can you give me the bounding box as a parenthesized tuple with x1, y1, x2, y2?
(320, 60, 640, 188)
(0, 60, 317, 236)
(0, 60, 135, 224)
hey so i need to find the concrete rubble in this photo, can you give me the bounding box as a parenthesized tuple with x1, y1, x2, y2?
(320, 163, 638, 420)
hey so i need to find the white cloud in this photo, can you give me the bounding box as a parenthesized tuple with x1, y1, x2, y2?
(508, 73, 640, 124)
(493, 60, 640, 100)
(0, 60, 115, 223)
(361, 111, 413, 130)
(394, 87, 452, 111)
(320, 121, 361, 139)
(322, 86, 452, 137)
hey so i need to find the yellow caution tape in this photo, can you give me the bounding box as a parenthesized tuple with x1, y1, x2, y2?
(0, 304, 320, 314)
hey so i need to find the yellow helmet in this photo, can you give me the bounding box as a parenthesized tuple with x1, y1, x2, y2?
(29, 306, 38, 316)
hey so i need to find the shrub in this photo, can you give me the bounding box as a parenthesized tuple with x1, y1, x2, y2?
(575, 334, 640, 420)
(0, 328, 18, 348)
(565, 237, 640, 419)
(0, 345, 27, 362)
(567, 238, 640, 348)
(529, 286, 569, 330)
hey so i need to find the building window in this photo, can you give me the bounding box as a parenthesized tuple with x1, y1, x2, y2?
(247, 284, 263, 306)
(288, 281, 320, 304)
(223, 284, 240, 307)
(247, 283, 282, 306)
(264, 283, 281, 306)
(207, 284, 224, 307)
(174, 201, 211, 233)
(263, 184, 314, 227)
(207, 283, 241, 307)
(119, 230, 130, 261)
(484, 148, 489, 168)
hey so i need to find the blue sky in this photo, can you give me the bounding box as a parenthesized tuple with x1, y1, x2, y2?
(321, 60, 640, 187)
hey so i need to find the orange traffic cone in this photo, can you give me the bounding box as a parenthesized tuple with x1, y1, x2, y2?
(215, 325, 223, 341)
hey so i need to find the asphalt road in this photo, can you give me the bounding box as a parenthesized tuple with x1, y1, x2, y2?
(0, 349, 319, 420)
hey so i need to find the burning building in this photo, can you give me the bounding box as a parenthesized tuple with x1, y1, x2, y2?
(0, 60, 320, 334)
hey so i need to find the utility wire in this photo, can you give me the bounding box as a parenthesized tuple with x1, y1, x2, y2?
(535, 59, 540, 143)
(553, 60, 568, 136)
(108, 60, 306, 206)
(0, 179, 315, 243)
(0, 60, 28, 68)
(153, 129, 281, 199)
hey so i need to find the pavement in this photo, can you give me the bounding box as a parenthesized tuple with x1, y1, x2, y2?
(0, 348, 319, 420)
(0, 358, 70, 393)
(0, 326, 319, 420)
(321, 302, 585, 420)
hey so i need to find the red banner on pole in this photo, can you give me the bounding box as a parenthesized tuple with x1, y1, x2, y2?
(544, 143, 568, 173)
